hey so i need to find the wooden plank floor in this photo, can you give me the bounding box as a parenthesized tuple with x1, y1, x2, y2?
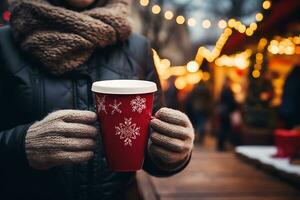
(137, 146, 300, 200)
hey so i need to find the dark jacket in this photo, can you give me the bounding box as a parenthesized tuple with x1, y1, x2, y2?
(0, 26, 181, 200)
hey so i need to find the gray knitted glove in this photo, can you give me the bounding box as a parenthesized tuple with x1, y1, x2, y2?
(26, 110, 98, 170)
(149, 108, 194, 171)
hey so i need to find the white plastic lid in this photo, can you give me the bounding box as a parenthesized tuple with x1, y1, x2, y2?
(91, 80, 157, 95)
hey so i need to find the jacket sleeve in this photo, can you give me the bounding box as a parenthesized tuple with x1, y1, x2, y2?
(140, 39, 190, 177)
(0, 44, 31, 169)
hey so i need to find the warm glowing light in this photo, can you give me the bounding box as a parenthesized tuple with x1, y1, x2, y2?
(152, 5, 161, 14)
(255, 13, 263, 22)
(269, 45, 279, 54)
(245, 28, 253, 36)
(231, 83, 242, 93)
(160, 71, 171, 80)
(169, 67, 187, 76)
(285, 46, 295, 55)
(186, 72, 203, 84)
(198, 47, 206, 54)
(254, 63, 261, 70)
(238, 25, 246, 33)
(186, 61, 200, 73)
(234, 21, 242, 30)
(250, 23, 257, 30)
(228, 18, 236, 27)
(176, 15, 185, 24)
(161, 59, 171, 68)
(215, 50, 252, 69)
(202, 19, 211, 29)
(187, 18, 197, 27)
(224, 28, 232, 35)
(256, 53, 263, 60)
(263, 0, 271, 9)
(164, 11, 174, 20)
(175, 77, 187, 90)
(258, 38, 268, 51)
(202, 72, 210, 81)
(140, 0, 149, 7)
(218, 20, 227, 29)
(268, 37, 296, 55)
(270, 40, 279, 45)
(206, 55, 214, 62)
(252, 70, 261, 78)
(293, 36, 300, 44)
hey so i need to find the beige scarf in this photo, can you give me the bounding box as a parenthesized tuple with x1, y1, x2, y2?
(10, 0, 132, 75)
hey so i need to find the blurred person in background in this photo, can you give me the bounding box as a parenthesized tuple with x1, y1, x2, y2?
(280, 65, 300, 130)
(0, 0, 195, 199)
(217, 77, 237, 151)
(185, 82, 211, 143)
(165, 77, 180, 110)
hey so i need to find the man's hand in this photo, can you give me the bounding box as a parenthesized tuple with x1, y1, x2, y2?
(25, 110, 98, 170)
(148, 108, 194, 171)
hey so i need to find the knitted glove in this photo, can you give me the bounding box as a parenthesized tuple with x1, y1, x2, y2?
(25, 110, 98, 170)
(149, 108, 194, 171)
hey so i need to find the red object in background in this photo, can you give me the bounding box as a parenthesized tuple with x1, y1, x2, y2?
(2, 11, 11, 22)
(236, 69, 244, 77)
(274, 129, 300, 158)
(92, 80, 157, 171)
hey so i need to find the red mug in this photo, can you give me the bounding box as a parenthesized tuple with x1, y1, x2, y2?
(91, 80, 157, 171)
(274, 129, 300, 158)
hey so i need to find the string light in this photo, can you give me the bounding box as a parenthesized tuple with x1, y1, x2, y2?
(293, 36, 300, 44)
(238, 25, 246, 33)
(252, 70, 261, 78)
(187, 18, 197, 27)
(234, 21, 242, 30)
(164, 10, 174, 20)
(186, 61, 200, 73)
(218, 19, 227, 29)
(186, 72, 203, 84)
(245, 28, 254, 36)
(255, 13, 263, 22)
(147, 0, 272, 88)
(215, 49, 252, 69)
(195, 27, 232, 64)
(140, 0, 149, 7)
(151, 5, 161, 14)
(169, 66, 187, 76)
(257, 38, 268, 51)
(267, 37, 297, 55)
(176, 15, 185, 24)
(202, 19, 211, 29)
(175, 77, 187, 90)
(161, 59, 171, 68)
(250, 23, 258, 30)
(228, 18, 236, 27)
(140, 0, 269, 31)
(251, 38, 269, 79)
(263, 0, 271, 9)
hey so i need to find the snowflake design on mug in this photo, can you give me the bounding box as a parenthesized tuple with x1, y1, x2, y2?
(130, 96, 146, 113)
(115, 118, 140, 146)
(96, 95, 107, 114)
(109, 99, 122, 115)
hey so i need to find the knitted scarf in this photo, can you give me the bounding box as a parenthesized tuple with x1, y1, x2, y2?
(10, 0, 132, 75)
